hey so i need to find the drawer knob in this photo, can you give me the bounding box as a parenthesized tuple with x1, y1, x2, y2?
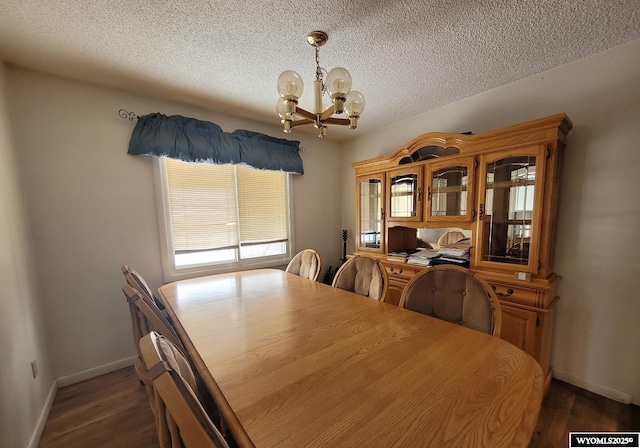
(491, 286, 514, 297)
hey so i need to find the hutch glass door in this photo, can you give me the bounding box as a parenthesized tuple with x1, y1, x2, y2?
(425, 156, 475, 223)
(387, 166, 422, 221)
(357, 174, 384, 252)
(476, 147, 545, 272)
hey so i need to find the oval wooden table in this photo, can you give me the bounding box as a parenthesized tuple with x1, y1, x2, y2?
(158, 268, 543, 448)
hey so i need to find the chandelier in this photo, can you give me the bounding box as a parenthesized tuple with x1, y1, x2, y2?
(276, 31, 365, 138)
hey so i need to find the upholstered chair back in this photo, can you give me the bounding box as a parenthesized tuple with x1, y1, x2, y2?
(286, 249, 322, 281)
(331, 256, 388, 301)
(437, 230, 467, 246)
(400, 265, 501, 336)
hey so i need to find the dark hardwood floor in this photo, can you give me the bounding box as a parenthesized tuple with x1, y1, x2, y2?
(38, 367, 157, 448)
(38, 366, 639, 447)
(530, 379, 639, 447)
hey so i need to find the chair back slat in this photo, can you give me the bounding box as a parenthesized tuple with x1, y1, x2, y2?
(122, 264, 167, 311)
(123, 284, 186, 354)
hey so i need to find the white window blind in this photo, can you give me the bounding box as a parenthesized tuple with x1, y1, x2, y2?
(236, 165, 288, 245)
(160, 157, 291, 275)
(166, 158, 238, 252)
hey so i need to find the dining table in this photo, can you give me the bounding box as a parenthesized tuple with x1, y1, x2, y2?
(157, 268, 543, 448)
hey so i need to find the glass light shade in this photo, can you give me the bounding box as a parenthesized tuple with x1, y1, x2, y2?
(276, 97, 287, 119)
(326, 67, 352, 97)
(277, 70, 304, 99)
(344, 91, 365, 116)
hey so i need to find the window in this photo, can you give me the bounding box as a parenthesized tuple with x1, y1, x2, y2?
(155, 157, 292, 280)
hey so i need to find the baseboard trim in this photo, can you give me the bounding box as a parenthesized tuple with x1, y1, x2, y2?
(27, 380, 57, 448)
(553, 369, 633, 404)
(56, 355, 136, 388)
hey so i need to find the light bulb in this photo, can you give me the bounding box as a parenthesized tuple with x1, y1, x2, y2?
(277, 70, 304, 99)
(344, 91, 365, 116)
(276, 97, 287, 119)
(325, 67, 352, 97)
(276, 98, 293, 133)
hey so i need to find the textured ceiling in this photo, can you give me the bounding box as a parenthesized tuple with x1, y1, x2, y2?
(1, 0, 639, 140)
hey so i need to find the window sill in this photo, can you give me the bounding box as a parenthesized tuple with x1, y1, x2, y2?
(162, 257, 292, 283)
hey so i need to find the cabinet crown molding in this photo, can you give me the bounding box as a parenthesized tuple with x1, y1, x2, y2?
(352, 113, 573, 174)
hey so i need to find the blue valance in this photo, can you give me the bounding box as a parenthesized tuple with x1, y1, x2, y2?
(127, 113, 304, 175)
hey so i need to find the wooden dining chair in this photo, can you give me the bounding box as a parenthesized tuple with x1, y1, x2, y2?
(121, 283, 186, 414)
(285, 249, 322, 281)
(123, 283, 233, 444)
(122, 284, 185, 355)
(331, 255, 389, 302)
(399, 264, 502, 337)
(121, 265, 168, 315)
(121, 283, 156, 409)
(140, 331, 230, 448)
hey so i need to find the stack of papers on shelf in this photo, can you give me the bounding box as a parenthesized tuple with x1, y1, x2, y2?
(405, 246, 472, 267)
(407, 248, 441, 266)
(387, 249, 420, 263)
(430, 245, 471, 267)
(438, 246, 470, 259)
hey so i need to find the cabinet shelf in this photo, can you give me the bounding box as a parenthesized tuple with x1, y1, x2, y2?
(483, 218, 533, 225)
(487, 179, 535, 189)
(431, 186, 468, 193)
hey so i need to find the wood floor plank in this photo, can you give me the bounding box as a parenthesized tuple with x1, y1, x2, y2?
(38, 367, 157, 448)
(38, 366, 639, 448)
(529, 380, 640, 448)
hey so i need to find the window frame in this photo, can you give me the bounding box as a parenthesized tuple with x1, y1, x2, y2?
(153, 157, 295, 282)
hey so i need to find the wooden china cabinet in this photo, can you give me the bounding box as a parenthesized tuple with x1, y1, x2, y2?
(352, 113, 572, 392)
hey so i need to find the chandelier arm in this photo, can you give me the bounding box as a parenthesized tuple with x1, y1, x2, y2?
(293, 107, 316, 121)
(289, 118, 315, 128)
(319, 105, 336, 121)
(323, 117, 351, 126)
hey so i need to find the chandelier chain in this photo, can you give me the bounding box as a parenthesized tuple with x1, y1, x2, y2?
(315, 46, 325, 93)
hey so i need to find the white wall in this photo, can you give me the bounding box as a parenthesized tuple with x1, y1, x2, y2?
(0, 63, 54, 448)
(340, 39, 640, 404)
(6, 67, 343, 380)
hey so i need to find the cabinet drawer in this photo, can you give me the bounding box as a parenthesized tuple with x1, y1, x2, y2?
(485, 281, 541, 308)
(385, 265, 419, 281)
